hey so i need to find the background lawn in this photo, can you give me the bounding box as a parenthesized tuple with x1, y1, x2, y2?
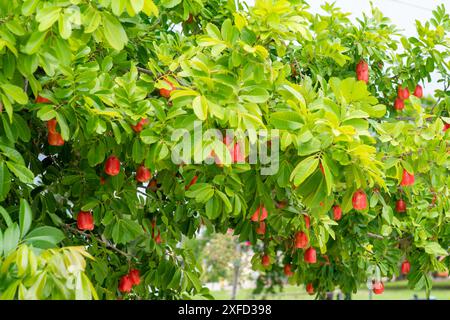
(209, 280, 450, 300)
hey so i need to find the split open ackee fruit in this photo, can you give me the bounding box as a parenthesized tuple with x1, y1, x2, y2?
(250, 205, 268, 222)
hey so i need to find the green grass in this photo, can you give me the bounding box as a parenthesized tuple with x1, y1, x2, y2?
(210, 280, 450, 300)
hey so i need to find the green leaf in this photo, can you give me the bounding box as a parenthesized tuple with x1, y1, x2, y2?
(6, 161, 34, 184)
(192, 95, 208, 121)
(37, 105, 57, 121)
(13, 114, 31, 142)
(56, 112, 70, 141)
(290, 156, 319, 186)
(36, 7, 61, 31)
(0, 205, 13, 228)
(24, 226, 65, 248)
(3, 223, 20, 255)
(423, 242, 447, 256)
(19, 199, 32, 237)
(22, 31, 47, 55)
(102, 13, 128, 51)
(1, 84, 28, 105)
(0, 162, 11, 201)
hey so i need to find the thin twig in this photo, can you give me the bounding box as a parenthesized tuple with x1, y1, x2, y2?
(136, 67, 154, 76)
(62, 224, 133, 259)
(367, 232, 384, 240)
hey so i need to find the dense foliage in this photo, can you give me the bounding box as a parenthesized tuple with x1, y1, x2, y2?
(0, 0, 449, 300)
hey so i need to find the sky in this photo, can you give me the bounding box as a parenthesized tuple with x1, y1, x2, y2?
(242, 0, 448, 94)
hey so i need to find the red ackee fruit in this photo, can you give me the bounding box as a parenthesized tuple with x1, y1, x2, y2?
(413, 85, 423, 98)
(131, 118, 149, 133)
(118, 275, 133, 293)
(400, 169, 414, 186)
(48, 132, 65, 146)
(395, 199, 406, 213)
(352, 190, 367, 211)
(401, 260, 411, 275)
(256, 221, 266, 235)
(36, 95, 51, 104)
(333, 205, 342, 221)
(373, 281, 384, 295)
(284, 264, 294, 277)
(304, 215, 310, 229)
(394, 98, 405, 111)
(250, 206, 268, 222)
(443, 123, 450, 132)
(100, 177, 106, 185)
(105, 156, 121, 176)
(159, 79, 175, 98)
(47, 119, 57, 134)
(306, 283, 315, 295)
(128, 269, 141, 286)
(294, 231, 309, 249)
(77, 211, 94, 231)
(397, 86, 410, 100)
(356, 60, 369, 84)
(136, 165, 152, 183)
(261, 254, 270, 267)
(304, 247, 317, 264)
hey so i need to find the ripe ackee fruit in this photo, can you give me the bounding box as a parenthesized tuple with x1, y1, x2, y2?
(356, 60, 369, 84)
(333, 205, 342, 221)
(48, 132, 64, 146)
(100, 177, 106, 185)
(256, 221, 266, 235)
(118, 275, 133, 293)
(413, 85, 423, 98)
(77, 211, 94, 231)
(185, 175, 198, 190)
(250, 205, 268, 222)
(105, 156, 121, 176)
(304, 215, 310, 229)
(36, 95, 51, 103)
(186, 13, 194, 23)
(47, 119, 57, 133)
(395, 199, 406, 213)
(261, 254, 270, 267)
(294, 231, 309, 249)
(443, 123, 450, 132)
(372, 281, 384, 295)
(397, 85, 410, 100)
(131, 118, 149, 133)
(352, 190, 367, 211)
(394, 98, 405, 111)
(154, 230, 162, 244)
(400, 169, 414, 186)
(401, 260, 411, 275)
(136, 165, 152, 183)
(128, 269, 141, 285)
(159, 79, 175, 98)
(306, 283, 315, 295)
(304, 247, 317, 264)
(284, 264, 294, 277)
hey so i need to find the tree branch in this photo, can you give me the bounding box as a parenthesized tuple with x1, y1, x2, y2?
(136, 67, 154, 76)
(367, 232, 384, 240)
(62, 224, 133, 259)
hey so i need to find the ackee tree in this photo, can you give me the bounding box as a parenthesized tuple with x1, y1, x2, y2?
(0, 0, 449, 300)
